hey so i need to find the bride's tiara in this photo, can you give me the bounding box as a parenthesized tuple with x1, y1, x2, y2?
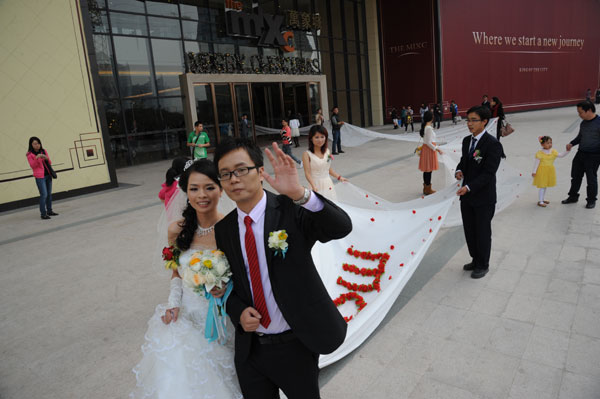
(184, 159, 195, 172)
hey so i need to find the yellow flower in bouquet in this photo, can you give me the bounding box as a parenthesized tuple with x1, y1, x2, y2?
(182, 249, 232, 293)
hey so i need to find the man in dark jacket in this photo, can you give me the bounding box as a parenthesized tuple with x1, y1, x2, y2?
(331, 106, 345, 154)
(455, 106, 503, 279)
(562, 101, 600, 209)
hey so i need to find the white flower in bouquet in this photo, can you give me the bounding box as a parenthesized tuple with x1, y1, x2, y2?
(181, 249, 232, 294)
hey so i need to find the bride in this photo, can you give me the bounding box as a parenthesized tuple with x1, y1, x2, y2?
(130, 159, 242, 399)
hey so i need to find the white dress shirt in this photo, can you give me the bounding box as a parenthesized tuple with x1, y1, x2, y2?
(236, 189, 324, 334)
(289, 119, 300, 129)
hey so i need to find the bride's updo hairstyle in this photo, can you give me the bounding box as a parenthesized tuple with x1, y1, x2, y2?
(176, 159, 221, 251)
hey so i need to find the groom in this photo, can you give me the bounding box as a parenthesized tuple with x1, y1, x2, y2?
(214, 138, 352, 398)
(455, 105, 503, 279)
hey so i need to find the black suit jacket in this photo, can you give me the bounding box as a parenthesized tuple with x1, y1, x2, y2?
(215, 190, 352, 361)
(456, 133, 503, 206)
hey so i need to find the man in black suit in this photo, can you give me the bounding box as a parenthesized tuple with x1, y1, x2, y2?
(213, 138, 352, 398)
(455, 106, 503, 279)
(481, 94, 491, 111)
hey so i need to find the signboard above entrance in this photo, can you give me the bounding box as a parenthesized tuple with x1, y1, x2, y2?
(224, 0, 321, 52)
(186, 52, 321, 75)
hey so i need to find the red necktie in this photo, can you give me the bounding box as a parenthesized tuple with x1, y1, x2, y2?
(244, 216, 271, 328)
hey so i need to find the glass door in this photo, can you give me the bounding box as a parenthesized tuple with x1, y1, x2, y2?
(214, 84, 235, 140)
(234, 84, 253, 139)
(308, 82, 320, 125)
(193, 83, 216, 152)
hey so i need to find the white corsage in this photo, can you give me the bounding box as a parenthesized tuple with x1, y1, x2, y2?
(268, 230, 289, 258)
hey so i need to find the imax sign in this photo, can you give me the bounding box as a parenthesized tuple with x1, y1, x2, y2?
(225, 5, 294, 51)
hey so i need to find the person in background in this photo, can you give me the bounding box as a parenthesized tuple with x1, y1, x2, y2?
(405, 106, 415, 132)
(391, 107, 399, 129)
(418, 111, 443, 195)
(331, 106, 345, 154)
(433, 103, 442, 129)
(586, 88, 592, 101)
(280, 119, 302, 166)
(158, 157, 187, 207)
(450, 100, 458, 124)
(490, 96, 507, 152)
(240, 114, 250, 139)
(26, 136, 58, 220)
(400, 106, 408, 128)
(481, 94, 491, 111)
(289, 112, 301, 147)
(562, 101, 600, 209)
(595, 87, 600, 104)
(315, 108, 325, 125)
(302, 125, 348, 201)
(419, 103, 429, 127)
(187, 121, 210, 160)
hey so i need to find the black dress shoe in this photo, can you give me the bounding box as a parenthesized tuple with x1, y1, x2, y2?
(48, 211, 59, 216)
(338, 150, 345, 153)
(561, 197, 578, 204)
(471, 269, 488, 279)
(41, 215, 51, 220)
(332, 152, 339, 155)
(586, 201, 596, 209)
(463, 262, 475, 271)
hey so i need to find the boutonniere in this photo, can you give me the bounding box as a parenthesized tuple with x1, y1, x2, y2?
(473, 149, 483, 163)
(268, 230, 289, 258)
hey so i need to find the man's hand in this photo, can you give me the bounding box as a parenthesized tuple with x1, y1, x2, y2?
(240, 307, 262, 332)
(455, 171, 464, 180)
(566, 143, 573, 151)
(456, 186, 469, 196)
(262, 142, 304, 200)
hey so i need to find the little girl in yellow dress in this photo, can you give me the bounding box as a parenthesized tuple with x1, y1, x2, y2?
(532, 136, 571, 207)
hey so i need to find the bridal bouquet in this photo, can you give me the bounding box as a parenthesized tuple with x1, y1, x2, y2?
(181, 249, 232, 293)
(180, 249, 233, 345)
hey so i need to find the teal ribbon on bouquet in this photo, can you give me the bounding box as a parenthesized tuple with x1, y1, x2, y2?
(204, 281, 233, 345)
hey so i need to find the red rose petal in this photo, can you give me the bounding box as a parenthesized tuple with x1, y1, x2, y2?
(390, 245, 395, 250)
(388, 276, 392, 280)
(429, 228, 433, 233)
(437, 216, 442, 220)
(411, 251, 414, 255)
(365, 194, 369, 198)
(399, 263, 404, 267)
(375, 201, 379, 205)
(370, 218, 375, 222)
(412, 210, 416, 214)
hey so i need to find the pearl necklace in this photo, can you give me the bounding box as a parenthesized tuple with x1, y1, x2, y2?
(196, 224, 215, 237)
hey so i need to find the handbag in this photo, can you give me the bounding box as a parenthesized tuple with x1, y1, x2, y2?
(500, 119, 515, 137)
(43, 150, 57, 179)
(47, 163, 57, 179)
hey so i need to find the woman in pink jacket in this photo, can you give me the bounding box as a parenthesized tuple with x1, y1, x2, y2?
(26, 137, 58, 219)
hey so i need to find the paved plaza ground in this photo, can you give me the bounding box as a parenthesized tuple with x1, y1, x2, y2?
(1, 106, 599, 399)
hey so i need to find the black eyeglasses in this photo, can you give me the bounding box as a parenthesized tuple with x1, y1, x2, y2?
(218, 166, 259, 181)
(466, 119, 482, 123)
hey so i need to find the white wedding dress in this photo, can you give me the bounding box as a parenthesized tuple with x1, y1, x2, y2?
(130, 247, 242, 399)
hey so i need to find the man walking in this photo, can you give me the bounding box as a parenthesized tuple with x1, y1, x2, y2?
(187, 121, 210, 160)
(214, 138, 352, 399)
(455, 106, 503, 279)
(562, 101, 600, 209)
(331, 106, 345, 154)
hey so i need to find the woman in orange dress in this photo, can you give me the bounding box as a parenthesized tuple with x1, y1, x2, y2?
(418, 111, 443, 195)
